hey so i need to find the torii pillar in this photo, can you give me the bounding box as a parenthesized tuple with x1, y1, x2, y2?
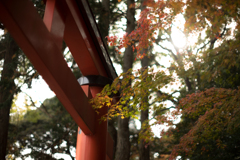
(0, 0, 115, 159)
(76, 75, 114, 160)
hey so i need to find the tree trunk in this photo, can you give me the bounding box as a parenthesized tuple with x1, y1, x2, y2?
(139, 109, 150, 160)
(139, 55, 150, 160)
(115, 116, 130, 160)
(115, 0, 135, 159)
(0, 34, 18, 159)
(122, 0, 135, 73)
(139, 0, 150, 157)
(108, 118, 117, 159)
(98, 0, 110, 46)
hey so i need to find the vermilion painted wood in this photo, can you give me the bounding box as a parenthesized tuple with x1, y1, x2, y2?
(43, 0, 66, 51)
(64, 14, 104, 76)
(0, 0, 95, 135)
(64, 0, 108, 77)
(78, 85, 113, 160)
(43, 0, 56, 31)
(76, 86, 108, 160)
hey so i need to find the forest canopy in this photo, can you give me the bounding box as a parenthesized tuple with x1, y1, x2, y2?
(91, 0, 240, 159)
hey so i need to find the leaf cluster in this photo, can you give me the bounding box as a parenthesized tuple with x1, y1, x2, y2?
(90, 67, 173, 121)
(170, 87, 240, 160)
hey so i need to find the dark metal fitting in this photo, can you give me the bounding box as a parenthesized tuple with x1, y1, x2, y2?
(78, 75, 113, 87)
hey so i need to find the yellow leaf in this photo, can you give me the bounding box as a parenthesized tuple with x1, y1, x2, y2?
(12, 54, 16, 59)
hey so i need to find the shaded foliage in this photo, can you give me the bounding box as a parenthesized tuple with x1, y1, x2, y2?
(7, 97, 77, 160)
(171, 88, 240, 160)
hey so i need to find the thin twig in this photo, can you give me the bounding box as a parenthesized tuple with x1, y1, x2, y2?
(22, 92, 53, 118)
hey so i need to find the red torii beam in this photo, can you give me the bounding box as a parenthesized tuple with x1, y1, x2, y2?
(0, 0, 116, 159)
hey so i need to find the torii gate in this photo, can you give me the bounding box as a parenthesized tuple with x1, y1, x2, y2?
(0, 0, 116, 159)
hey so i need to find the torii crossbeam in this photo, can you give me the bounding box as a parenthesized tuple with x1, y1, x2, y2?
(0, 0, 117, 159)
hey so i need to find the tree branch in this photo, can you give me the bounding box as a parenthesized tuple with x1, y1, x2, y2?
(156, 43, 178, 61)
(110, 10, 126, 24)
(22, 92, 53, 118)
(196, 24, 227, 54)
(149, 90, 179, 106)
